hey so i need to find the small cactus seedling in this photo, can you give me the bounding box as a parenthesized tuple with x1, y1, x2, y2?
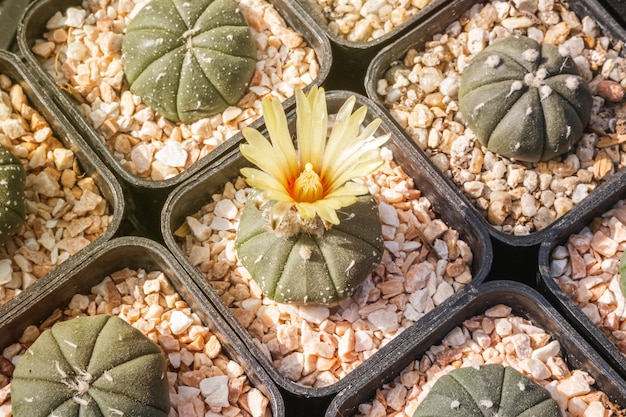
(459, 35, 592, 162)
(235, 86, 389, 305)
(11, 314, 170, 417)
(412, 363, 562, 417)
(0, 144, 25, 244)
(122, 0, 256, 123)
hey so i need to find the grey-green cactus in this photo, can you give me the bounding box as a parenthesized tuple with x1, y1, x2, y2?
(412, 364, 562, 417)
(122, 0, 257, 123)
(11, 315, 170, 417)
(459, 35, 592, 162)
(235, 189, 384, 305)
(0, 144, 25, 244)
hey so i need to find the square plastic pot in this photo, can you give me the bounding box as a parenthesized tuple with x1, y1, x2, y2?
(293, 0, 445, 93)
(0, 49, 124, 309)
(326, 280, 626, 417)
(537, 173, 626, 379)
(364, 0, 626, 249)
(16, 0, 332, 238)
(160, 90, 493, 400)
(0, 236, 285, 416)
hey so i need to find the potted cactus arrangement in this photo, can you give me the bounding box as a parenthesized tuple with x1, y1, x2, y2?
(367, 0, 626, 246)
(163, 87, 492, 400)
(11, 314, 170, 417)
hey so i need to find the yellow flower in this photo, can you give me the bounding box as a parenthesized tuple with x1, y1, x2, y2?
(239, 86, 390, 225)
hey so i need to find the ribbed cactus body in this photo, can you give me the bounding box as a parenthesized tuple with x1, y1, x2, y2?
(236, 189, 384, 305)
(0, 144, 25, 243)
(11, 315, 170, 417)
(413, 364, 562, 417)
(122, 0, 256, 123)
(459, 36, 592, 162)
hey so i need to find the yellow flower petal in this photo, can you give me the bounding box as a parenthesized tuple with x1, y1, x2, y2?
(296, 86, 326, 171)
(312, 202, 341, 225)
(296, 201, 318, 220)
(262, 95, 299, 180)
(325, 181, 370, 199)
(240, 128, 291, 186)
(240, 168, 290, 197)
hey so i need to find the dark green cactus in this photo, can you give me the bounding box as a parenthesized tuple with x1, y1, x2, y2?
(11, 315, 170, 417)
(459, 35, 592, 162)
(0, 144, 25, 244)
(235, 189, 384, 305)
(412, 364, 562, 417)
(122, 0, 257, 123)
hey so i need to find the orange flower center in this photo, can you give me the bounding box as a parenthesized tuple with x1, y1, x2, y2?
(293, 163, 324, 203)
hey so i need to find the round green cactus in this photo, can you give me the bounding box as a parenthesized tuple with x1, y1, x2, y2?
(459, 36, 592, 162)
(413, 364, 562, 417)
(0, 144, 25, 244)
(122, 0, 257, 123)
(11, 315, 170, 417)
(235, 189, 384, 305)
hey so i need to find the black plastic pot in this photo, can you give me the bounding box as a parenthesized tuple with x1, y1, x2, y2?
(17, 0, 332, 239)
(0, 49, 124, 308)
(364, 0, 626, 250)
(161, 90, 493, 401)
(537, 173, 626, 379)
(326, 280, 626, 417)
(0, 236, 285, 416)
(294, 0, 445, 94)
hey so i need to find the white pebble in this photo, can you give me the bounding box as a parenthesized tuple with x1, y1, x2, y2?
(155, 141, 188, 168)
(169, 310, 193, 335)
(200, 375, 230, 407)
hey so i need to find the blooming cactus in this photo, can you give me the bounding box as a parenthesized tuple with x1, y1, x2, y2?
(11, 315, 170, 417)
(412, 364, 562, 417)
(459, 36, 592, 162)
(122, 0, 256, 123)
(235, 86, 389, 305)
(0, 144, 25, 244)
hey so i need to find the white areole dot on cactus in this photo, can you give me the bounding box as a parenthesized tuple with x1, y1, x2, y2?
(235, 86, 390, 305)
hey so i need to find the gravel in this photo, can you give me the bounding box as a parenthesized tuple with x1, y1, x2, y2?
(550, 196, 626, 355)
(0, 72, 112, 307)
(311, 0, 435, 42)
